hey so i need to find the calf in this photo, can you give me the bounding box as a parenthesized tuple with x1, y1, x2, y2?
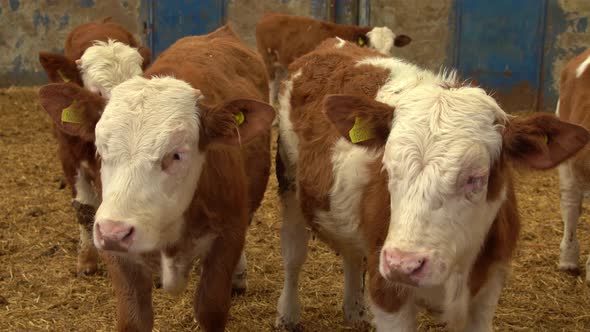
(39, 25, 274, 331)
(39, 17, 151, 93)
(255, 12, 411, 104)
(37, 18, 151, 276)
(275, 38, 589, 331)
(555, 49, 590, 282)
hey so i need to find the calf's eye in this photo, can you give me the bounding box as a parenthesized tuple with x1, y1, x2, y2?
(162, 152, 184, 171)
(464, 175, 487, 196)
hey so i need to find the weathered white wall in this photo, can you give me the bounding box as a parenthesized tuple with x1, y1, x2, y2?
(0, 0, 144, 87)
(370, 0, 454, 72)
(543, 0, 590, 111)
(226, 0, 312, 49)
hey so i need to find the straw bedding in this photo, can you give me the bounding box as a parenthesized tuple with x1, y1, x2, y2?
(1, 87, 589, 331)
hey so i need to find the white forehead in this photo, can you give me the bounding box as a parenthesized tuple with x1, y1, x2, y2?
(79, 39, 143, 93)
(361, 57, 506, 180)
(95, 76, 200, 160)
(367, 26, 394, 55)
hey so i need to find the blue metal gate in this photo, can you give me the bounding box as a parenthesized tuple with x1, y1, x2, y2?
(138, 0, 579, 113)
(452, 0, 547, 111)
(143, 0, 227, 57)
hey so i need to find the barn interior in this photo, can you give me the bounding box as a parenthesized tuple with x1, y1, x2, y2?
(1, 1, 590, 331)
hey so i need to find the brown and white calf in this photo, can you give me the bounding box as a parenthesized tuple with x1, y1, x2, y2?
(255, 12, 411, 104)
(39, 25, 274, 331)
(555, 49, 590, 282)
(38, 18, 151, 276)
(275, 38, 589, 331)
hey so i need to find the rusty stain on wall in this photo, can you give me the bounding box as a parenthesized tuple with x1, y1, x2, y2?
(0, 0, 144, 87)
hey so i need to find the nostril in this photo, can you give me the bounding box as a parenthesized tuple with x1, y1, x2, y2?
(410, 258, 427, 275)
(122, 227, 134, 243)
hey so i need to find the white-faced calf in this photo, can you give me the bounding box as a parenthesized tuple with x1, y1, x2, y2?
(555, 49, 590, 282)
(275, 38, 589, 331)
(255, 12, 411, 104)
(40, 25, 274, 332)
(37, 18, 151, 276)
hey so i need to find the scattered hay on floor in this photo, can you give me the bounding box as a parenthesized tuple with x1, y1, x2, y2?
(0, 87, 589, 331)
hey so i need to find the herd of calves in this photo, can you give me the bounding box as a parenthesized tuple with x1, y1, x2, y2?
(34, 12, 590, 332)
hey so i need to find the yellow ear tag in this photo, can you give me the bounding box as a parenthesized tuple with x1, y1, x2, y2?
(61, 100, 84, 124)
(358, 37, 365, 46)
(57, 69, 71, 83)
(234, 111, 245, 126)
(349, 116, 375, 144)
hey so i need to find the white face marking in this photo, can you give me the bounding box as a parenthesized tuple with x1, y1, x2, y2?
(576, 54, 590, 78)
(78, 39, 144, 99)
(93, 76, 205, 253)
(555, 98, 560, 117)
(335, 37, 346, 48)
(367, 26, 395, 55)
(368, 58, 508, 287)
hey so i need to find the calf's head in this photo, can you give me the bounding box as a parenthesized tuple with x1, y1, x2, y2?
(39, 40, 150, 98)
(92, 76, 274, 253)
(76, 39, 150, 99)
(364, 27, 412, 55)
(325, 87, 589, 288)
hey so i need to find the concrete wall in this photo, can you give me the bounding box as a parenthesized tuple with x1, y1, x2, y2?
(0, 0, 144, 87)
(226, 0, 312, 49)
(2, 0, 589, 112)
(371, 0, 590, 112)
(370, 0, 454, 72)
(542, 0, 590, 111)
(227, 0, 455, 72)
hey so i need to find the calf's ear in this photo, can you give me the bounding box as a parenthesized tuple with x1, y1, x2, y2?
(38, 83, 106, 141)
(503, 113, 589, 169)
(394, 34, 412, 47)
(200, 97, 275, 147)
(39, 52, 82, 85)
(356, 34, 369, 47)
(137, 46, 152, 70)
(323, 94, 394, 149)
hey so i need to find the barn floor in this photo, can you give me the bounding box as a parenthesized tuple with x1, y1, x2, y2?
(1, 87, 590, 332)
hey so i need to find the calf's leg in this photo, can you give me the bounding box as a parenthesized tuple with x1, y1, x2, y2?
(231, 250, 248, 295)
(463, 264, 508, 332)
(276, 190, 309, 330)
(367, 253, 414, 331)
(342, 253, 366, 323)
(195, 233, 244, 332)
(369, 297, 416, 332)
(103, 253, 154, 332)
(558, 164, 583, 274)
(73, 167, 100, 276)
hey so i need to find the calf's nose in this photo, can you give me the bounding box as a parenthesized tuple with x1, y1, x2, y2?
(95, 220, 134, 252)
(381, 248, 427, 279)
